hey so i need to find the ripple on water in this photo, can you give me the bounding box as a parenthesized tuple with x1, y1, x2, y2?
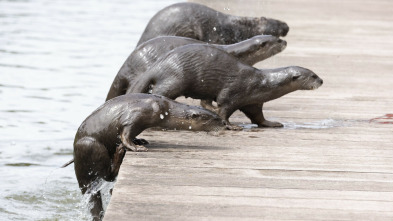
(24, 95, 53, 100)
(1, 109, 34, 113)
(54, 149, 73, 156)
(5, 163, 40, 167)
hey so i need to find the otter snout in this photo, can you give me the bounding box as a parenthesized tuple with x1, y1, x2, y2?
(280, 23, 289, 36)
(313, 74, 323, 87)
(255, 35, 287, 50)
(205, 117, 227, 132)
(288, 67, 323, 90)
(278, 39, 287, 45)
(264, 19, 289, 37)
(277, 39, 287, 50)
(311, 76, 324, 90)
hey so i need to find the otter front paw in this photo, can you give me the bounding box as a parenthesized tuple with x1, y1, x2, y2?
(225, 124, 243, 131)
(200, 100, 219, 112)
(135, 145, 148, 152)
(260, 120, 283, 128)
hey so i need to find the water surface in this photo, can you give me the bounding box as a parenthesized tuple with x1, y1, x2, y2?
(0, 0, 180, 220)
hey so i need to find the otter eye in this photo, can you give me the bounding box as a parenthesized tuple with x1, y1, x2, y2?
(312, 74, 318, 79)
(261, 42, 267, 47)
(191, 113, 199, 119)
(292, 75, 300, 81)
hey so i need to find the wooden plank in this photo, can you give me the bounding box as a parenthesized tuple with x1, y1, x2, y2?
(104, 0, 393, 220)
(106, 202, 393, 221)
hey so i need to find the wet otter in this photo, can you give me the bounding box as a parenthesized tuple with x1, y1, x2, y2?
(137, 2, 289, 45)
(106, 35, 287, 101)
(129, 45, 323, 128)
(73, 93, 226, 219)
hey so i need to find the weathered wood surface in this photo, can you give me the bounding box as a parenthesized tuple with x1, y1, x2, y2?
(104, 0, 393, 220)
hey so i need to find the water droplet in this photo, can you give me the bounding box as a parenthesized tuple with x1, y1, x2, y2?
(165, 112, 168, 115)
(213, 27, 216, 31)
(189, 126, 192, 130)
(201, 79, 204, 82)
(160, 114, 164, 119)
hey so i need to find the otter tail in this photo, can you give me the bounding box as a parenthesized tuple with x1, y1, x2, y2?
(61, 158, 74, 168)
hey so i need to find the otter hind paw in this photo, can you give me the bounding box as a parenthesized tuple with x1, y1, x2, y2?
(260, 120, 283, 128)
(124, 144, 148, 152)
(132, 138, 149, 145)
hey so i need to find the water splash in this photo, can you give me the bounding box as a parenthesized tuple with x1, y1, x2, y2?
(238, 123, 258, 129)
(82, 179, 115, 219)
(283, 119, 344, 129)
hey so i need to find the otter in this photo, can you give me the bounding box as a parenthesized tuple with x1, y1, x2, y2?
(106, 35, 287, 101)
(128, 45, 323, 128)
(137, 2, 289, 45)
(72, 93, 226, 219)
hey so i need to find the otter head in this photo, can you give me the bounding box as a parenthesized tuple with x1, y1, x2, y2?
(261, 18, 289, 37)
(262, 66, 323, 102)
(183, 108, 227, 132)
(246, 35, 287, 63)
(150, 96, 226, 132)
(286, 66, 323, 90)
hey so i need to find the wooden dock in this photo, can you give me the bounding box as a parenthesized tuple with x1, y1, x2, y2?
(104, 0, 393, 220)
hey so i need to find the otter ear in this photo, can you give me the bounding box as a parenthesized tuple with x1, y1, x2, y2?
(292, 74, 301, 81)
